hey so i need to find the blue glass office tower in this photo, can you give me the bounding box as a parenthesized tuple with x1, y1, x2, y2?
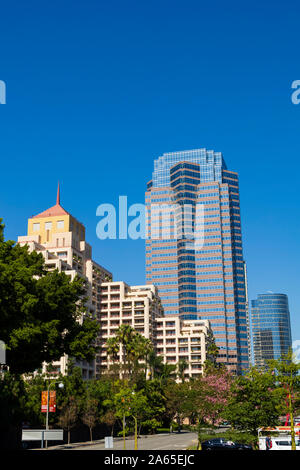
(251, 293, 292, 367)
(146, 148, 250, 374)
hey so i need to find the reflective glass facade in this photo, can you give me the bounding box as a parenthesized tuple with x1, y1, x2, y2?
(152, 148, 226, 188)
(146, 148, 250, 374)
(251, 293, 292, 367)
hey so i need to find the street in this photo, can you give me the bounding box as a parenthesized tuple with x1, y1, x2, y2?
(48, 432, 198, 451)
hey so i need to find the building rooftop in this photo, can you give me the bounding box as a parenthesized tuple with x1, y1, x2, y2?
(32, 182, 70, 219)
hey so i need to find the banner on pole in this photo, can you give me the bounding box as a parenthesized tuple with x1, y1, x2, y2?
(41, 391, 56, 413)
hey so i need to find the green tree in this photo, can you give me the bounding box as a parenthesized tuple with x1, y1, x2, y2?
(107, 325, 152, 381)
(82, 398, 99, 442)
(135, 335, 154, 380)
(148, 351, 164, 380)
(57, 396, 79, 444)
(112, 383, 135, 449)
(223, 366, 286, 443)
(165, 382, 193, 432)
(0, 219, 99, 374)
(0, 219, 101, 448)
(147, 353, 177, 384)
(23, 371, 51, 428)
(177, 359, 189, 383)
(203, 330, 220, 372)
(100, 409, 117, 437)
(143, 379, 166, 430)
(85, 376, 119, 436)
(0, 372, 28, 449)
(130, 390, 149, 449)
(269, 349, 300, 450)
(56, 363, 87, 413)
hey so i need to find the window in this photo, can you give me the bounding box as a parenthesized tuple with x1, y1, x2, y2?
(45, 222, 52, 231)
(57, 220, 64, 229)
(33, 223, 40, 232)
(166, 339, 176, 344)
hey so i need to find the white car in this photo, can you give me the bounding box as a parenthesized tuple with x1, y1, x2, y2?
(259, 436, 300, 450)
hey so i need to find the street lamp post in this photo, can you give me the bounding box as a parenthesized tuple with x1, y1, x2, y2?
(132, 391, 138, 450)
(45, 380, 64, 449)
(123, 413, 126, 450)
(133, 416, 138, 450)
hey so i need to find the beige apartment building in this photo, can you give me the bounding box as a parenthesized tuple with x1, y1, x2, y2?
(97, 281, 212, 380)
(155, 317, 211, 379)
(17, 187, 212, 381)
(97, 282, 164, 376)
(18, 186, 112, 379)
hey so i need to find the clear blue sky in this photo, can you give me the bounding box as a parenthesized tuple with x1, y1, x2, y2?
(0, 1, 299, 342)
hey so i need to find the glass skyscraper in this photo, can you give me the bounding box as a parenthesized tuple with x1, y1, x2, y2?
(145, 148, 250, 374)
(251, 293, 292, 367)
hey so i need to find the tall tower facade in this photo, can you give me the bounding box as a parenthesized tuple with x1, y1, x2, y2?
(18, 185, 112, 379)
(145, 149, 250, 374)
(251, 293, 292, 367)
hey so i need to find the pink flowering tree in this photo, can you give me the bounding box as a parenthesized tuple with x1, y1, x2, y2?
(192, 368, 232, 428)
(201, 372, 231, 426)
(200, 370, 232, 426)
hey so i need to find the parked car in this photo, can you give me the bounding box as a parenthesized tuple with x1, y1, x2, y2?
(201, 437, 253, 450)
(258, 436, 300, 450)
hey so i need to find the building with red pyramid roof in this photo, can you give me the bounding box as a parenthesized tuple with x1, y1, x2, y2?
(18, 184, 112, 379)
(32, 182, 70, 219)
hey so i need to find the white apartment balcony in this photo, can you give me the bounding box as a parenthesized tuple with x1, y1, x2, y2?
(121, 312, 132, 317)
(190, 356, 202, 362)
(110, 303, 120, 309)
(191, 365, 202, 370)
(134, 311, 144, 317)
(122, 302, 132, 308)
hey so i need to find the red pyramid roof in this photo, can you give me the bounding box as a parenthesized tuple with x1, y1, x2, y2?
(32, 204, 70, 219)
(32, 182, 70, 218)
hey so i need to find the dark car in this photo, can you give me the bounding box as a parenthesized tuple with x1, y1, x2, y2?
(201, 438, 253, 450)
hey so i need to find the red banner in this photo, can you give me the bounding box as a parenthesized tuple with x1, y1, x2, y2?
(41, 391, 56, 413)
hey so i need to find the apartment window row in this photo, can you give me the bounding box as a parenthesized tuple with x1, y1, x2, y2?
(33, 220, 65, 232)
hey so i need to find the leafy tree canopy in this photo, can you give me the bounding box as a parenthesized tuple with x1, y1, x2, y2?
(0, 219, 99, 374)
(222, 366, 286, 436)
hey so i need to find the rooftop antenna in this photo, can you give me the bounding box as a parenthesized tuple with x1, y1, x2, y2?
(56, 181, 60, 205)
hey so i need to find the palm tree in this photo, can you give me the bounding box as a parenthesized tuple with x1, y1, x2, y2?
(133, 336, 154, 379)
(147, 352, 177, 383)
(107, 325, 151, 380)
(177, 359, 189, 383)
(148, 351, 164, 379)
(161, 363, 177, 383)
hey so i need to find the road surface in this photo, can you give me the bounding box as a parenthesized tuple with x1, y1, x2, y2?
(48, 432, 198, 451)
